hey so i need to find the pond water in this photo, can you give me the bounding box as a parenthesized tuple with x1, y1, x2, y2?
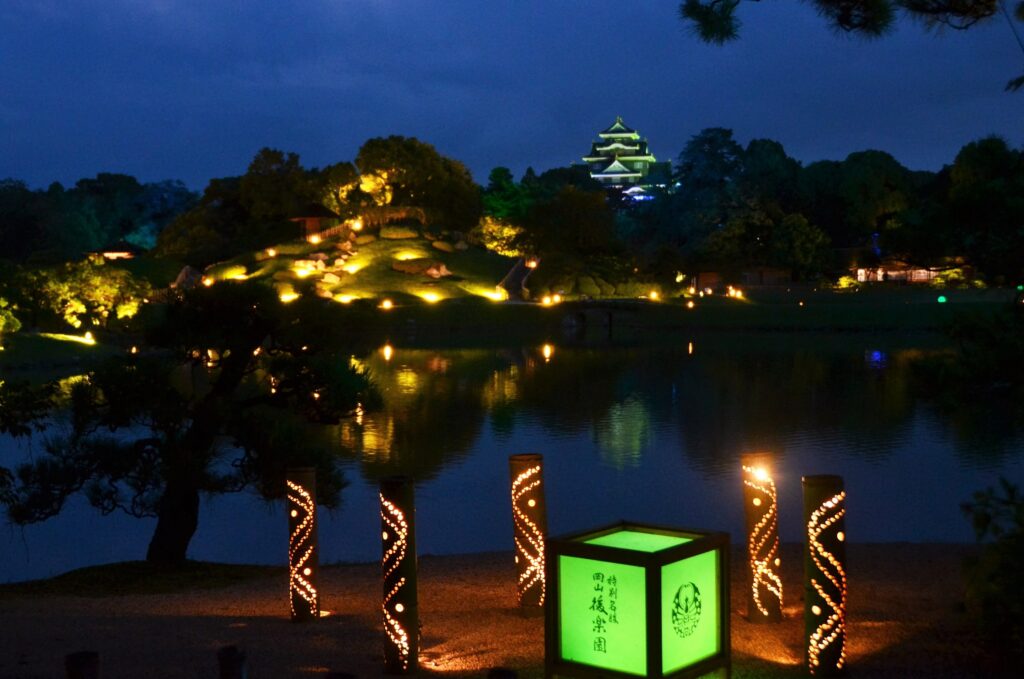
(3, 333, 1023, 583)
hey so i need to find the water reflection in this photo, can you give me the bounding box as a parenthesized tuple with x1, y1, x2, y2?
(341, 338, 1023, 480)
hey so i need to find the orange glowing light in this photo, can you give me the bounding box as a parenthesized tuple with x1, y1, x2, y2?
(202, 277, 214, 287)
(380, 299, 394, 310)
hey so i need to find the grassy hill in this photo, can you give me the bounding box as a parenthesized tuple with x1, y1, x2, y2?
(202, 227, 516, 306)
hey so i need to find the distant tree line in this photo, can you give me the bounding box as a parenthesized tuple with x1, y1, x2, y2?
(481, 130, 1024, 289)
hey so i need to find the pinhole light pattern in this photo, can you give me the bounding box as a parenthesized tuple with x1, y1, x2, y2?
(287, 470, 319, 621)
(380, 477, 417, 674)
(742, 457, 783, 621)
(804, 476, 847, 676)
(509, 454, 547, 607)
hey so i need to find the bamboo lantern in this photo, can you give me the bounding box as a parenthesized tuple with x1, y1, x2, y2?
(380, 476, 418, 674)
(509, 453, 548, 609)
(287, 467, 319, 622)
(741, 453, 782, 622)
(803, 475, 847, 676)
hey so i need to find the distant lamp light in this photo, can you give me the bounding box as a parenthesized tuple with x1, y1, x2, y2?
(686, 301, 695, 309)
(266, 248, 277, 257)
(541, 343, 554, 362)
(542, 296, 553, 306)
(382, 343, 394, 362)
(937, 295, 947, 304)
(552, 294, 562, 304)
(421, 292, 440, 304)
(308, 234, 322, 245)
(83, 331, 95, 345)
(202, 276, 214, 287)
(129, 345, 138, 355)
(649, 291, 659, 301)
(526, 258, 539, 269)
(380, 299, 394, 310)
(803, 475, 847, 676)
(380, 476, 418, 674)
(287, 468, 319, 622)
(351, 218, 364, 231)
(509, 454, 547, 609)
(742, 454, 783, 623)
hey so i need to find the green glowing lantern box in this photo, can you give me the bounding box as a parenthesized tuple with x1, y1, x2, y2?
(545, 522, 730, 678)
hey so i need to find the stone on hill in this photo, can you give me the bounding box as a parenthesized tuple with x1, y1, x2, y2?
(391, 259, 452, 278)
(432, 240, 455, 253)
(380, 225, 419, 240)
(355, 234, 377, 245)
(172, 266, 203, 289)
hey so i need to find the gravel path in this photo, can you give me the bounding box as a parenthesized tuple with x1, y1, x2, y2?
(0, 544, 1010, 678)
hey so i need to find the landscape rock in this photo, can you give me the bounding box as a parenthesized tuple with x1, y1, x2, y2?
(432, 240, 455, 253)
(380, 226, 419, 240)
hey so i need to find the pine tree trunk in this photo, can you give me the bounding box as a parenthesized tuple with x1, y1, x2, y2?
(146, 479, 199, 564)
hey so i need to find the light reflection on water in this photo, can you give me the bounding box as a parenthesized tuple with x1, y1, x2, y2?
(2, 336, 1023, 583)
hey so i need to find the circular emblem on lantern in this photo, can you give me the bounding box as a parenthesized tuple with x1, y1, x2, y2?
(671, 582, 702, 638)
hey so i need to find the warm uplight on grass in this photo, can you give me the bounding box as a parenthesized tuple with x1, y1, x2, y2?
(293, 266, 315, 278)
(649, 290, 659, 300)
(350, 218, 364, 231)
(308, 234, 322, 245)
(266, 248, 277, 257)
(343, 263, 362, 274)
(420, 292, 441, 303)
(484, 288, 507, 302)
(382, 344, 394, 362)
(380, 299, 394, 310)
(279, 292, 300, 303)
(40, 332, 97, 346)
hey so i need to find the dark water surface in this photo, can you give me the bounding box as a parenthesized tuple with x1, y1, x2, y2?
(3, 333, 1023, 582)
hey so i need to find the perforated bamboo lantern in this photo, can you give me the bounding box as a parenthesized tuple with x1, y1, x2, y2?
(509, 453, 548, 609)
(380, 476, 418, 674)
(287, 467, 319, 622)
(803, 475, 847, 676)
(741, 453, 782, 622)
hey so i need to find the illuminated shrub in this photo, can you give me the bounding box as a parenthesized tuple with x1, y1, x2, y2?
(546, 522, 730, 678)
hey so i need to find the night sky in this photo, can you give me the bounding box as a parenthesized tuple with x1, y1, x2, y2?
(1, 0, 1020, 189)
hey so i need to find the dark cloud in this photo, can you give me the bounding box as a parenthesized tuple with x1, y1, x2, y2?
(0, 0, 1019, 188)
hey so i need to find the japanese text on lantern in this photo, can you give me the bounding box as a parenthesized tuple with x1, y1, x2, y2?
(590, 572, 619, 653)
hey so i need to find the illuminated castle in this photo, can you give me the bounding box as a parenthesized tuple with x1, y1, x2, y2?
(581, 117, 670, 194)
